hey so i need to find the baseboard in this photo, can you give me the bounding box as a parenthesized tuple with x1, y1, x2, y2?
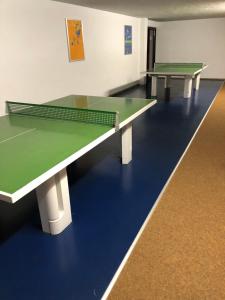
(108, 80, 141, 96)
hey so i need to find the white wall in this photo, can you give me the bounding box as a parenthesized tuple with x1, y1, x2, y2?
(0, 0, 146, 116)
(155, 18, 225, 79)
(1, 1, 224, 116)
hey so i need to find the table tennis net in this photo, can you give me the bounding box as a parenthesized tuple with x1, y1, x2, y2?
(7, 101, 119, 129)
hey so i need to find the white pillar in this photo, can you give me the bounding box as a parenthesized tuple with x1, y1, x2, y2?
(151, 76, 157, 96)
(194, 73, 201, 90)
(184, 76, 193, 98)
(36, 168, 72, 235)
(121, 123, 132, 164)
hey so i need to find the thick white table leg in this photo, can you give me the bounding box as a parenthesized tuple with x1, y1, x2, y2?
(184, 76, 193, 98)
(151, 76, 157, 96)
(194, 73, 201, 90)
(36, 168, 72, 235)
(121, 123, 132, 164)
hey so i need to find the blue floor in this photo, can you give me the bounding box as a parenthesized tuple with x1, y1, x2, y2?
(0, 79, 223, 300)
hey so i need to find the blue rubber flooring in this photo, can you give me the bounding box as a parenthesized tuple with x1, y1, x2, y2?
(0, 79, 223, 300)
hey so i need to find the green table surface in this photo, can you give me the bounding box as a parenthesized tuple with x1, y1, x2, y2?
(0, 95, 155, 196)
(151, 63, 205, 75)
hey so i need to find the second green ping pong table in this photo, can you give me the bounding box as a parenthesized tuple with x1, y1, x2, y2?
(0, 95, 156, 235)
(144, 63, 208, 98)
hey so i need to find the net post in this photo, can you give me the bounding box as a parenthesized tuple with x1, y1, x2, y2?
(114, 112, 119, 131)
(6, 101, 12, 114)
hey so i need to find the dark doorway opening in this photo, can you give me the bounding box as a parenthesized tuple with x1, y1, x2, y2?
(146, 27, 156, 97)
(147, 27, 156, 70)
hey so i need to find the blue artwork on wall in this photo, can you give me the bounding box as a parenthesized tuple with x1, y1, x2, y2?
(124, 25, 132, 55)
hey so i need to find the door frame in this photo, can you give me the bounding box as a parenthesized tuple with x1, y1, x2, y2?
(146, 27, 156, 70)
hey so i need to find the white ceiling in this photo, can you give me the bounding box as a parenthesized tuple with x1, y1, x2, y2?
(54, 0, 225, 21)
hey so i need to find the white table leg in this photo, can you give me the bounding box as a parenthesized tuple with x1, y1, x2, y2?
(151, 76, 157, 96)
(184, 76, 193, 98)
(121, 123, 132, 164)
(194, 73, 201, 90)
(36, 168, 72, 235)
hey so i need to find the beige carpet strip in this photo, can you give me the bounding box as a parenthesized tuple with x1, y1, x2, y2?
(108, 83, 225, 300)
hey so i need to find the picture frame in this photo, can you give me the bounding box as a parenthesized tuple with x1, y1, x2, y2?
(124, 25, 132, 55)
(66, 19, 85, 61)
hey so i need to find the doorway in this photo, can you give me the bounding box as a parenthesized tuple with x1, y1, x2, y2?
(146, 27, 156, 97)
(147, 27, 156, 70)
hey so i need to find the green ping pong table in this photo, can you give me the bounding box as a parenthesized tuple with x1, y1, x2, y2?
(0, 95, 156, 235)
(144, 63, 208, 98)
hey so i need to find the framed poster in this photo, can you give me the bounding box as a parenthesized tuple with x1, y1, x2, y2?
(124, 25, 132, 55)
(66, 19, 85, 61)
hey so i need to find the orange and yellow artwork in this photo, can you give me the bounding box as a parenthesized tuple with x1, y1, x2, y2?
(66, 19, 85, 61)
